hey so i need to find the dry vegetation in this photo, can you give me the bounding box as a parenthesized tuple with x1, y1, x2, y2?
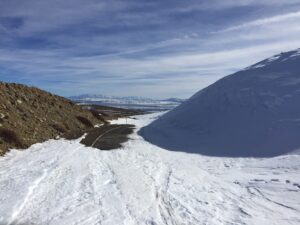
(0, 128, 24, 148)
(90, 109, 108, 124)
(76, 116, 93, 128)
(0, 82, 105, 155)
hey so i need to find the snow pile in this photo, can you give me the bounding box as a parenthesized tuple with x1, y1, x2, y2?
(141, 49, 300, 157)
(0, 113, 300, 225)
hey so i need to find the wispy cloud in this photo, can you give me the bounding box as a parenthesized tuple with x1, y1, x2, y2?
(219, 10, 300, 32)
(0, 0, 300, 98)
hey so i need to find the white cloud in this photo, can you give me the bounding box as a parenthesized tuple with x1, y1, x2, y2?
(219, 10, 300, 32)
(1, 0, 300, 98)
(176, 0, 300, 12)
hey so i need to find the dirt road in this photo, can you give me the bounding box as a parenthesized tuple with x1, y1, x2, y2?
(81, 124, 135, 150)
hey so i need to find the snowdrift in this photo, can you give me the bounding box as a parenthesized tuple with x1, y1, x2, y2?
(141, 49, 300, 157)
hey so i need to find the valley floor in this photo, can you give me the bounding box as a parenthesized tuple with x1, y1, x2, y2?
(0, 113, 299, 225)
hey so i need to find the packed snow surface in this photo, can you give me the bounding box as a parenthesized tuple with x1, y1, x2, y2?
(0, 113, 300, 225)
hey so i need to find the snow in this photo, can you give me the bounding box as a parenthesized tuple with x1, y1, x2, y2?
(246, 48, 300, 70)
(290, 49, 300, 58)
(0, 113, 300, 225)
(141, 48, 300, 157)
(248, 54, 281, 69)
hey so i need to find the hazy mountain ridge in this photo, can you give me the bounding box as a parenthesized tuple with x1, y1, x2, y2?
(69, 94, 185, 104)
(69, 94, 186, 111)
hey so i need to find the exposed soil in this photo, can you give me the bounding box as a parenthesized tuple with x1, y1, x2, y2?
(81, 124, 135, 150)
(0, 82, 106, 155)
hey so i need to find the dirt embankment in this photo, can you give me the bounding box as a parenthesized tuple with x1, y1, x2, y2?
(0, 82, 105, 155)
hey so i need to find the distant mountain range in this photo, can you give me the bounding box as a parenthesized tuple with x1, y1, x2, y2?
(69, 94, 185, 111)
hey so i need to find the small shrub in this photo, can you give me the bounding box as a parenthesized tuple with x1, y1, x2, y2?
(64, 123, 70, 130)
(76, 116, 93, 128)
(52, 123, 67, 133)
(0, 128, 23, 147)
(90, 110, 107, 123)
(90, 110, 101, 119)
(100, 111, 109, 117)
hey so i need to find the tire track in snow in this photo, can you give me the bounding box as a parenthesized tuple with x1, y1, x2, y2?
(5, 143, 85, 225)
(7, 168, 48, 225)
(247, 186, 297, 211)
(156, 168, 177, 225)
(1, 113, 300, 225)
(104, 162, 137, 224)
(155, 167, 204, 225)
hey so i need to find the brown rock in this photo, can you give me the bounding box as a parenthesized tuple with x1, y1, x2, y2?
(0, 82, 105, 155)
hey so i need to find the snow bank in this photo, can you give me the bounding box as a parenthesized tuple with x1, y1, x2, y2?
(141, 48, 300, 157)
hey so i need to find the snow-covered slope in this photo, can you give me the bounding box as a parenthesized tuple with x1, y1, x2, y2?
(141, 48, 300, 157)
(0, 113, 299, 225)
(69, 94, 185, 111)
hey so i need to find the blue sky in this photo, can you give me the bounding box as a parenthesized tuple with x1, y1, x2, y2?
(1, 0, 300, 98)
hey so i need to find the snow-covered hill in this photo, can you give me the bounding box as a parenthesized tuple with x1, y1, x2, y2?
(141, 48, 300, 157)
(69, 94, 185, 111)
(0, 113, 299, 225)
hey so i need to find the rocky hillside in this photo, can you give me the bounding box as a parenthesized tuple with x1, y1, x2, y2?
(0, 82, 104, 155)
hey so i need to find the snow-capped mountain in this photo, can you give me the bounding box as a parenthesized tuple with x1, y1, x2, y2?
(141, 48, 300, 157)
(69, 94, 185, 111)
